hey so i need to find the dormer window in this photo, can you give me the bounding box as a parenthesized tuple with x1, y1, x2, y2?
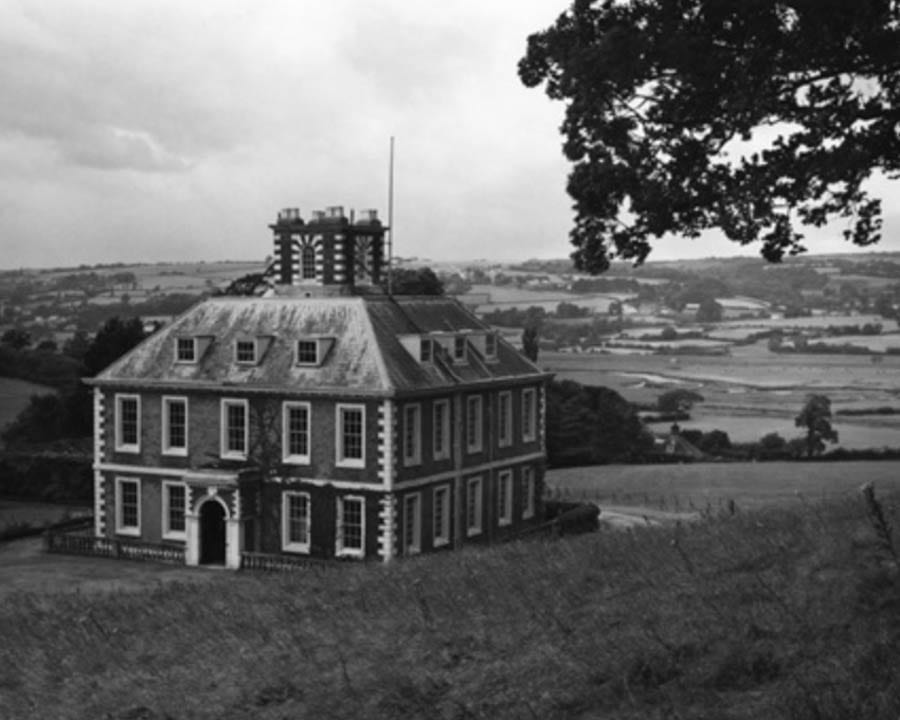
(485, 333, 497, 358)
(235, 340, 256, 365)
(296, 340, 318, 365)
(420, 338, 432, 362)
(453, 335, 467, 361)
(175, 337, 196, 363)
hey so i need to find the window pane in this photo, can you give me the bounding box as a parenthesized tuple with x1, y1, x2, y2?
(236, 341, 255, 363)
(341, 408, 363, 460)
(167, 485, 185, 532)
(167, 400, 186, 449)
(121, 481, 138, 528)
(297, 340, 318, 364)
(301, 245, 316, 279)
(227, 403, 246, 453)
(120, 398, 138, 446)
(176, 338, 195, 361)
(342, 498, 363, 549)
(287, 405, 309, 457)
(287, 494, 309, 544)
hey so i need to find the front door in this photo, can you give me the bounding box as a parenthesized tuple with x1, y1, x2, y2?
(199, 501, 226, 565)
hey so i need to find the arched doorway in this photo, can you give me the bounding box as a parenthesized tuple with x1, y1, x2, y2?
(199, 500, 227, 565)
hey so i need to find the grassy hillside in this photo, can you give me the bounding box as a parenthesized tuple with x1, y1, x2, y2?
(2, 491, 900, 719)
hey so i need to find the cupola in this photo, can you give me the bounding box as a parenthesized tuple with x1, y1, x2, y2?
(269, 205, 387, 296)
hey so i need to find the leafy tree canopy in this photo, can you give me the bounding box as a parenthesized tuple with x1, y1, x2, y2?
(795, 393, 839, 457)
(383, 267, 445, 296)
(520, 0, 900, 272)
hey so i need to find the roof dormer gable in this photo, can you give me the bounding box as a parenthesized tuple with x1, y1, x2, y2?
(233, 335, 274, 366)
(174, 335, 214, 364)
(294, 336, 335, 367)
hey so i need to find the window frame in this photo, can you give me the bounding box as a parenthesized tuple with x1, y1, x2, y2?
(300, 244, 317, 280)
(433, 484, 451, 547)
(175, 337, 197, 364)
(497, 391, 512, 448)
(522, 388, 538, 442)
(234, 339, 257, 365)
(433, 399, 451, 461)
(220, 398, 249, 460)
(403, 492, 422, 555)
(402, 403, 422, 466)
(282, 490, 312, 553)
(466, 476, 483, 537)
(420, 338, 432, 362)
(114, 393, 141, 453)
(336, 495, 366, 558)
(453, 335, 467, 361)
(161, 395, 188, 457)
(485, 332, 497, 358)
(522, 466, 536, 519)
(114, 476, 141, 537)
(466, 395, 483, 454)
(335, 403, 365, 468)
(497, 469, 513, 526)
(161, 480, 187, 540)
(295, 339, 319, 366)
(282, 401, 311, 465)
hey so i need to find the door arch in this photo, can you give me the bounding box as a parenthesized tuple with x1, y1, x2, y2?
(199, 498, 227, 565)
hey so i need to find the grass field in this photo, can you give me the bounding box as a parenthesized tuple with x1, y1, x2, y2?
(0, 377, 53, 433)
(2, 488, 900, 719)
(546, 460, 900, 512)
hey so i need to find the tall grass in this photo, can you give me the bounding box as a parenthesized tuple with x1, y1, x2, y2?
(2, 491, 899, 719)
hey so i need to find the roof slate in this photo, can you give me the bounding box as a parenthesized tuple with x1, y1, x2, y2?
(92, 295, 546, 396)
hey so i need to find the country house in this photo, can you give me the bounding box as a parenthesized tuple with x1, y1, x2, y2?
(87, 206, 549, 568)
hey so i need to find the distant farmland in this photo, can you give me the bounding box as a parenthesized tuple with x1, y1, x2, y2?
(546, 459, 900, 511)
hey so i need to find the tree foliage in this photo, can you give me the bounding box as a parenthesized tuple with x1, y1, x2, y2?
(547, 380, 653, 465)
(522, 325, 540, 362)
(657, 388, 704, 414)
(795, 394, 839, 457)
(695, 297, 724, 323)
(383, 267, 445, 296)
(520, 0, 900, 272)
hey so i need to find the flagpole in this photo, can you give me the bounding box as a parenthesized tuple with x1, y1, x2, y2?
(387, 136, 395, 296)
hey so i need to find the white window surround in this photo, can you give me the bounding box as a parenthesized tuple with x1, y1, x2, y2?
(175, 337, 197, 363)
(161, 396, 188, 457)
(522, 388, 538, 443)
(295, 339, 319, 365)
(282, 401, 311, 465)
(453, 335, 467, 361)
(403, 403, 422, 466)
(403, 492, 422, 555)
(161, 480, 187, 540)
(234, 339, 257, 365)
(282, 490, 311, 553)
(220, 398, 249, 460)
(498, 391, 512, 448)
(336, 495, 366, 558)
(336, 403, 365, 468)
(433, 484, 451, 547)
(466, 476, 483, 536)
(114, 393, 141, 453)
(497, 470, 513, 526)
(466, 395, 483, 454)
(114, 476, 141, 537)
(433, 400, 451, 461)
(522, 466, 536, 519)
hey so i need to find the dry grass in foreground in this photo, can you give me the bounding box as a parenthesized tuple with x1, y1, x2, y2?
(2, 489, 900, 720)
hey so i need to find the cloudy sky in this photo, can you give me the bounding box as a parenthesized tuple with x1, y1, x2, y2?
(2, 0, 898, 270)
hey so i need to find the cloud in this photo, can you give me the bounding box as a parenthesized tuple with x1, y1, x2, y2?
(60, 126, 193, 172)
